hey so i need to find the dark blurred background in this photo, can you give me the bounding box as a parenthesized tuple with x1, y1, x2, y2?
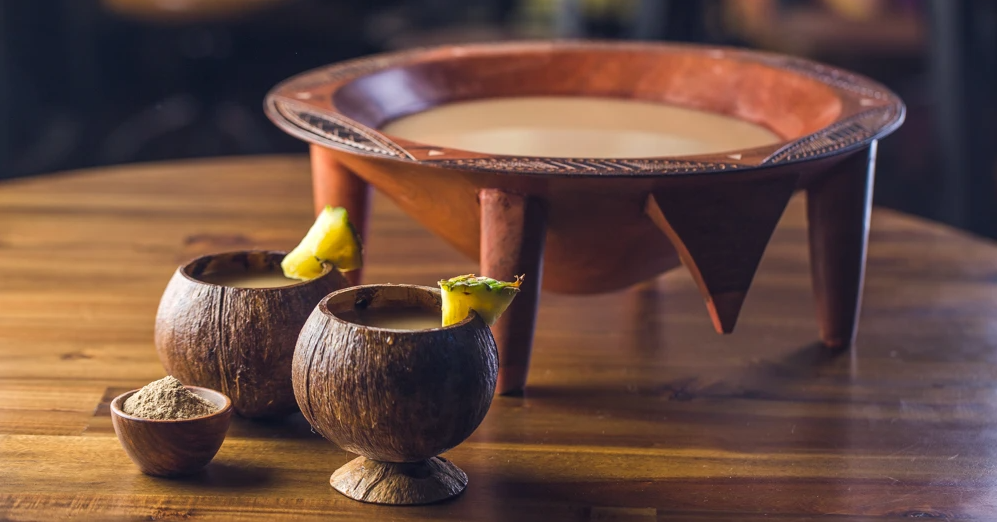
(0, 0, 994, 237)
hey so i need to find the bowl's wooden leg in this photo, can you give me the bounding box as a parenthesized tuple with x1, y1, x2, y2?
(806, 142, 877, 349)
(479, 189, 547, 396)
(310, 144, 370, 285)
(646, 173, 798, 334)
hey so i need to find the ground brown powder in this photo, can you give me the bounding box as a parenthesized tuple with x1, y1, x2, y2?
(123, 376, 218, 420)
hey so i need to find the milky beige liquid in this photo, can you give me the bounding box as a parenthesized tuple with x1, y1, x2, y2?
(199, 270, 300, 288)
(381, 96, 781, 158)
(337, 307, 441, 330)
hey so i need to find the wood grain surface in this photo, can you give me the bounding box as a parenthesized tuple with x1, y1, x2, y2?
(2, 156, 996, 520)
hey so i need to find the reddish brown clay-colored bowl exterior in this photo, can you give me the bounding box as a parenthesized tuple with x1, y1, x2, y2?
(110, 386, 233, 477)
(155, 250, 348, 418)
(266, 41, 905, 394)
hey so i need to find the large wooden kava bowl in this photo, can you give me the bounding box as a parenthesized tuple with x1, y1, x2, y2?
(155, 251, 348, 418)
(265, 41, 906, 395)
(293, 284, 498, 504)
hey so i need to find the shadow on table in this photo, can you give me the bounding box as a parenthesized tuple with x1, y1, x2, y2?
(227, 411, 323, 440)
(182, 462, 274, 490)
(473, 340, 956, 517)
(524, 340, 850, 405)
(468, 475, 954, 519)
(514, 340, 857, 455)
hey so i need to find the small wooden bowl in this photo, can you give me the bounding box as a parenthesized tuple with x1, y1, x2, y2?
(155, 250, 348, 418)
(293, 284, 498, 505)
(110, 386, 233, 477)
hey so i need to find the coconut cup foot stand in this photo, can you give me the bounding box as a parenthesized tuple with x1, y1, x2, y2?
(331, 457, 468, 505)
(269, 41, 904, 395)
(292, 285, 497, 505)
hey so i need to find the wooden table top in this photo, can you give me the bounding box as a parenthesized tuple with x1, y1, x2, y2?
(2, 156, 996, 520)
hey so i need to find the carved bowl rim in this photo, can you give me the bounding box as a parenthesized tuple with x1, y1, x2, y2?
(264, 39, 905, 177)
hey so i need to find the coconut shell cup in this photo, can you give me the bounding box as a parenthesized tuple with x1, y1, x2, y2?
(155, 250, 348, 418)
(292, 284, 498, 505)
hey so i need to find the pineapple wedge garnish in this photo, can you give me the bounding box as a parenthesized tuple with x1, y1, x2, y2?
(281, 206, 363, 281)
(439, 274, 523, 327)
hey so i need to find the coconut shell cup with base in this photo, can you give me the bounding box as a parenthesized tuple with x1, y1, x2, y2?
(292, 284, 498, 505)
(155, 250, 348, 418)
